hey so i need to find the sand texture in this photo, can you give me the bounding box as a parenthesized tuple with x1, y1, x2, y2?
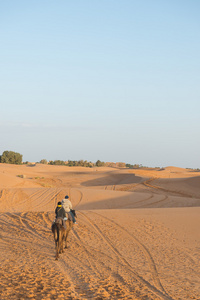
(0, 164, 199, 300)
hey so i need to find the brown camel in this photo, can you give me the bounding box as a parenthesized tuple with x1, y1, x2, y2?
(51, 217, 74, 260)
(51, 217, 66, 260)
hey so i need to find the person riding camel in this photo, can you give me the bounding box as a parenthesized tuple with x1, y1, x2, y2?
(61, 195, 77, 224)
(55, 201, 67, 229)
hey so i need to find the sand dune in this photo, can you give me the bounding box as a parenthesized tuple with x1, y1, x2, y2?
(0, 163, 199, 299)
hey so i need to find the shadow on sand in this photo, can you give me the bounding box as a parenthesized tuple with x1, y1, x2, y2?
(81, 173, 143, 188)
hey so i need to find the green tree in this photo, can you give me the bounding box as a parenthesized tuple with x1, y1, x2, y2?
(78, 160, 84, 166)
(40, 159, 48, 164)
(96, 160, 105, 167)
(50, 160, 66, 165)
(126, 163, 142, 169)
(126, 163, 134, 169)
(67, 160, 73, 166)
(0, 151, 23, 165)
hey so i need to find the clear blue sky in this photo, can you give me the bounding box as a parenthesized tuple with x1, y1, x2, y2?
(0, 0, 199, 167)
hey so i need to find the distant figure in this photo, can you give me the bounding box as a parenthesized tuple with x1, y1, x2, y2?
(61, 195, 77, 224)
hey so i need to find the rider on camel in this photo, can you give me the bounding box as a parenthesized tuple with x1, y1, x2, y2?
(54, 201, 67, 229)
(61, 195, 77, 224)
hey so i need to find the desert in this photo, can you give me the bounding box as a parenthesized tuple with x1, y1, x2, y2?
(2, 0, 200, 299)
(0, 163, 199, 300)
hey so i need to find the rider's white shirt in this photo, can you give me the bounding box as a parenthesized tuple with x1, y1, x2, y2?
(61, 199, 72, 212)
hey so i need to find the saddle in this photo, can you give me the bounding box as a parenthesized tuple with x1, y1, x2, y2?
(53, 217, 66, 229)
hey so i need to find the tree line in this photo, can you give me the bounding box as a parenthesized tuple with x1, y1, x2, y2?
(40, 159, 105, 167)
(0, 150, 143, 169)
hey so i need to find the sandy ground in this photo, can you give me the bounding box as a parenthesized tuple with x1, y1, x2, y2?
(0, 164, 199, 300)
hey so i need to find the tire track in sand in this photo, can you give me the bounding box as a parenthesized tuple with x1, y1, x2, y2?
(68, 229, 103, 278)
(79, 211, 173, 300)
(59, 190, 137, 296)
(8, 213, 50, 242)
(57, 224, 144, 299)
(21, 212, 51, 232)
(29, 187, 67, 212)
(142, 178, 197, 198)
(105, 185, 116, 190)
(140, 195, 169, 208)
(0, 213, 52, 254)
(69, 187, 172, 298)
(92, 212, 167, 292)
(72, 188, 83, 208)
(2, 188, 51, 212)
(28, 188, 58, 211)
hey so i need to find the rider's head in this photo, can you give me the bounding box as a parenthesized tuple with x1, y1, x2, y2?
(65, 195, 69, 199)
(57, 201, 62, 207)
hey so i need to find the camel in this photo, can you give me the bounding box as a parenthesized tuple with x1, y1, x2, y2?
(51, 213, 76, 260)
(51, 217, 66, 260)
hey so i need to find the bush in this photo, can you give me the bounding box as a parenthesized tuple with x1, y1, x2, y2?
(0, 151, 23, 165)
(117, 162, 126, 168)
(67, 160, 93, 167)
(67, 160, 77, 166)
(126, 163, 141, 169)
(95, 160, 105, 167)
(49, 160, 66, 165)
(40, 159, 48, 164)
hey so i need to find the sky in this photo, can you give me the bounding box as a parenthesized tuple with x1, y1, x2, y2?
(0, 0, 200, 168)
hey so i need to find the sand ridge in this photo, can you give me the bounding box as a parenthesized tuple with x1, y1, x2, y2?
(0, 163, 200, 299)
